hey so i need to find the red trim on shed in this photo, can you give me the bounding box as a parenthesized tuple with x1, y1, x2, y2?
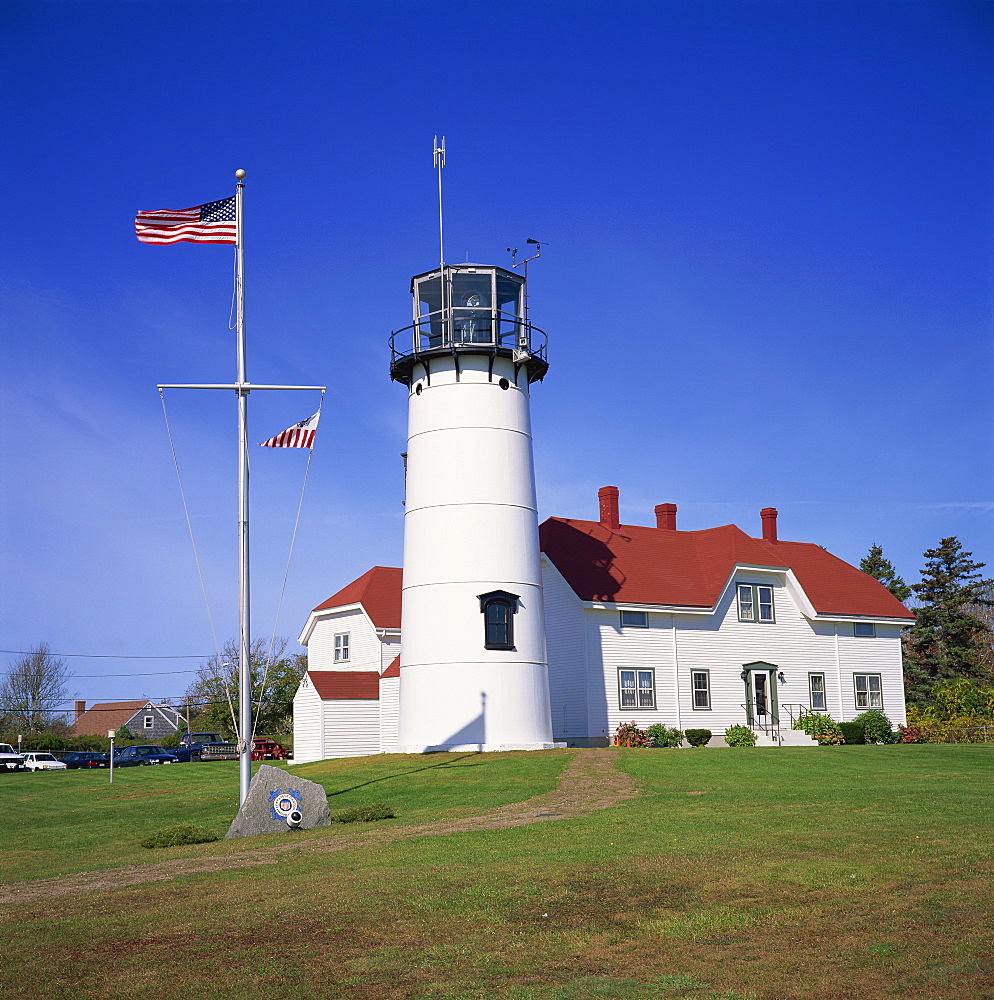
(308, 671, 380, 700)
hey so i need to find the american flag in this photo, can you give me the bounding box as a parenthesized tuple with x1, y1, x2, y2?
(259, 412, 320, 449)
(135, 197, 237, 245)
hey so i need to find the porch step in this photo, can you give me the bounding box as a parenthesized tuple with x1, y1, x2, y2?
(758, 729, 819, 747)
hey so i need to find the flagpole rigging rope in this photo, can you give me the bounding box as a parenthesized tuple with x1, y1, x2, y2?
(252, 390, 326, 740)
(228, 245, 238, 330)
(159, 390, 223, 663)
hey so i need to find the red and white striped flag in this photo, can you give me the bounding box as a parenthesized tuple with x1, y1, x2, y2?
(135, 196, 237, 245)
(259, 412, 320, 449)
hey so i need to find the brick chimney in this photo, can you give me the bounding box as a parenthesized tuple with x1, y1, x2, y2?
(761, 507, 778, 543)
(598, 486, 620, 531)
(655, 503, 677, 530)
(74, 700, 86, 722)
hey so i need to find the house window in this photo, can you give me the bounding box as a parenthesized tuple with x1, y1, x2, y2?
(144, 716, 154, 729)
(621, 610, 648, 627)
(854, 622, 875, 638)
(334, 633, 350, 662)
(479, 590, 518, 650)
(691, 670, 711, 710)
(619, 669, 655, 709)
(854, 674, 883, 709)
(809, 673, 827, 711)
(737, 584, 775, 623)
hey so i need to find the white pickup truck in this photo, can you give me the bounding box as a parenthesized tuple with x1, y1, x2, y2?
(0, 744, 25, 773)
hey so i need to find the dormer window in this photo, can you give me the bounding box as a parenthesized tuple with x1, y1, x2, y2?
(737, 584, 775, 623)
(479, 590, 518, 650)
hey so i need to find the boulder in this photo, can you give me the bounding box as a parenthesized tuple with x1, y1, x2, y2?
(226, 764, 330, 839)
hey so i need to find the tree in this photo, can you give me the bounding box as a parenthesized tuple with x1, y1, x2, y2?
(184, 637, 306, 738)
(0, 643, 72, 732)
(860, 544, 911, 603)
(905, 538, 994, 704)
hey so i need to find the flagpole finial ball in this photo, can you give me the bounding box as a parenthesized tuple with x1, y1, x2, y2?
(235, 169, 246, 181)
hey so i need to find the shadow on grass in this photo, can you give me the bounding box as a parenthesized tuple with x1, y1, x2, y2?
(323, 752, 484, 798)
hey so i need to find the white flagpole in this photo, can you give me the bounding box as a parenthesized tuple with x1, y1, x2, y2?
(155, 170, 325, 810)
(234, 169, 252, 805)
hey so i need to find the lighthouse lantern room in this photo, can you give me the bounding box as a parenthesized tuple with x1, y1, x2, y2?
(390, 263, 556, 752)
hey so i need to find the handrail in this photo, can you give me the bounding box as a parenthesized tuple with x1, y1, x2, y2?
(389, 313, 549, 385)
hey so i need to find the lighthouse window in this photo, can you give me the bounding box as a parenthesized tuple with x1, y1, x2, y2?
(479, 590, 519, 650)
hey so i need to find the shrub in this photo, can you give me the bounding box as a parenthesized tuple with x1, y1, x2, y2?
(684, 728, 712, 748)
(852, 710, 894, 744)
(613, 721, 654, 747)
(899, 707, 994, 744)
(329, 803, 395, 824)
(838, 722, 865, 745)
(724, 725, 756, 747)
(897, 724, 928, 743)
(792, 712, 844, 746)
(140, 824, 219, 849)
(646, 724, 684, 748)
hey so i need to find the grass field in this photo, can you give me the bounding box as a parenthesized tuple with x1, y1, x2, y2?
(1, 745, 991, 1000)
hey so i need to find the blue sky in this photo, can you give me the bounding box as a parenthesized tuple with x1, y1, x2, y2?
(2, 1, 992, 711)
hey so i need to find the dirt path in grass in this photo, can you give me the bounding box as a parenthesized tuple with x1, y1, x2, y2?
(0, 749, 637, 904)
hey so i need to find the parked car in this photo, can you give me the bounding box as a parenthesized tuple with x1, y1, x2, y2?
(22, 752, 68, 772)
(173, 732, 239, 762)
(112, 745, 179, 766)
(0, 743, 25, 772)
(61, 751, 109, 769)
(250, 737, 293, 761)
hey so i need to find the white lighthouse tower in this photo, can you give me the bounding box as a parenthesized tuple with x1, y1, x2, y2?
(390, 261, 556, 752)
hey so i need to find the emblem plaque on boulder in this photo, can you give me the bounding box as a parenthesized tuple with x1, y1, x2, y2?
(226, 764, 331, 839)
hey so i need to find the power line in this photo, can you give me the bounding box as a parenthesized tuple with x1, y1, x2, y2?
(0, 650, 211, 659)
(54, 670, 199, 678)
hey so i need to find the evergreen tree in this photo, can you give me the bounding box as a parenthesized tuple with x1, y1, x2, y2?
(905, 538, 994, 704)
(859, 544, 911, 602)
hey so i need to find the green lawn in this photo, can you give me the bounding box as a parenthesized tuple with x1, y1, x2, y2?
(0, 749, 571, 882)
(1, 746, 991, 1000)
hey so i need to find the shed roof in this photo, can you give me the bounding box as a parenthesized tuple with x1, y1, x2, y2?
(312, 566, 402, 629)
(381, 656, 401, 679)
(307, 671, 380, 700)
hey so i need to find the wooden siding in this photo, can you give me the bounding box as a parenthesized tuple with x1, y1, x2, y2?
(320, 700, 381, 758)
(124, 707, 180, 741)
(562, 571, 906, 742)
(836, 622, 907, 724)
(292, 677, 325, 765)
(307, 607, 382, 672)
(541, 558, 590, 743)
(379, 676, 400, 752)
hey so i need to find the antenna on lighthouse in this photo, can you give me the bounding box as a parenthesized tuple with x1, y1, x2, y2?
(434, 135, 446, 267)
(507, 238, 547, 327)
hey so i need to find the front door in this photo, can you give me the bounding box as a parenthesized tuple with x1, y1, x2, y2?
(743, 662, 779, 730)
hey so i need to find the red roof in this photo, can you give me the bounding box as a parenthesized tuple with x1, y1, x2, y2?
(71, 701, 151, 736)
(539, 517, 913, 619)
(307, 671, 380, 700)
(313, 566, 402, 629)
(381, 656, 400, 679)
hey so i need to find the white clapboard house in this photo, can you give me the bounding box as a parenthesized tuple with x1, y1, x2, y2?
(293, 489, 913, 761)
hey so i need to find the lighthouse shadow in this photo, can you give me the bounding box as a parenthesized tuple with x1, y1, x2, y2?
(326, 752, 485, 798)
